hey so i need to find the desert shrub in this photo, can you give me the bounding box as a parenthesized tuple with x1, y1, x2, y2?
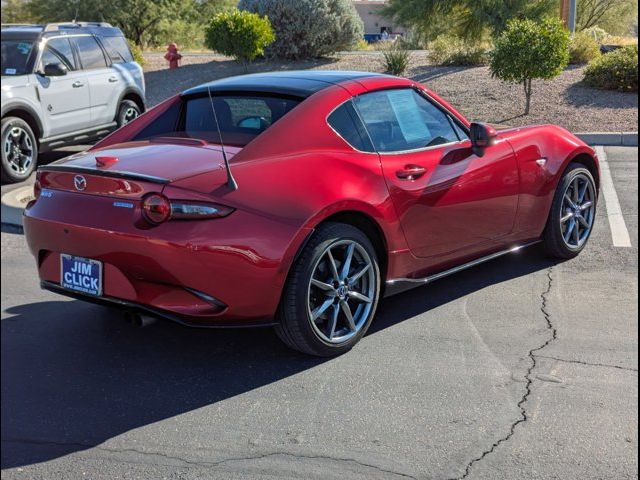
(570, 31, 601, 64)
(584, 45, 638, 92)
(127, 39, 145, 66)
(205, 9, 274, 67)
(490, 18, 570, 114)
(355, 39, 374, 51)
(582, 26, 609, 43)
(238, 0, 363, 59)
(429, 35, 489, 66)
(383, 43, 410, 76)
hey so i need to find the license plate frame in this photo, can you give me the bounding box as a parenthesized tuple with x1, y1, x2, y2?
(60, 254, 103, 297)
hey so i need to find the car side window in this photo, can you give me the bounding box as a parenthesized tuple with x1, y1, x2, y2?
(101, 36, 134, 64)
(353, 88, 460, 153)
(72, 36, 108, 70)
(40, 38, 76, 71)
(327, 101, 374, 152)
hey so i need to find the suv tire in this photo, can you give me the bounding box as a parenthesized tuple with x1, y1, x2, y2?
(116, 100, 141, 128)
(1, 117, 38, 183)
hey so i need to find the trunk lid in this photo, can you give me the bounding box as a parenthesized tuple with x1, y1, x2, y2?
(38, 139, 239, 197)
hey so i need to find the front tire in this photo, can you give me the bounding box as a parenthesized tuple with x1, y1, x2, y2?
(1, 117, 38, 183)
(543, 163, 597, 259)
(276, 223, 381, 356)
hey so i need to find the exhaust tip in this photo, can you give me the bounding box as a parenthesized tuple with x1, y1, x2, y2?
(123, 311, 157, 327)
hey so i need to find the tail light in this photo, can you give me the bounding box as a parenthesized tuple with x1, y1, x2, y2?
(33, 178, 42, 200)
(142, 194, 171, 224)
(142, 193, 234, 224)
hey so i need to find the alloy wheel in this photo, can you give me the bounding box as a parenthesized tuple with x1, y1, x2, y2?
(3, 126, 34, 175)
(307, 240, 376, 344)
(560, 173, 596, 249)
(122, 107, 139, 124)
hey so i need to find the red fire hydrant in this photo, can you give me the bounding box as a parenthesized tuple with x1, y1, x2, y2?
(164, 43, 182, 70)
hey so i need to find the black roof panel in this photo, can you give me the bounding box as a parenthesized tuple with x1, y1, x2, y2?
(183, 71, 389, 99)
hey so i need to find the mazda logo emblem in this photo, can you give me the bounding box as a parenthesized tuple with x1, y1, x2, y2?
(74, 175, 87, 191)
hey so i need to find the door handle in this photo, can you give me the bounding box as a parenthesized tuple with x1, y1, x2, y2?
(72, 81, 85, 88)
(396, 164, 427, 180)
(108, 76, 119, 83)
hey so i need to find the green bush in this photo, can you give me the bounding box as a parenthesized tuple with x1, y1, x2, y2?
(127, 39, 145, 66)
(490, 18, 570, 114)
(582, 26, 609, 44)
(238, 0, 364, 59)
(583, 45, 638, 92)
(205, 9, 275, 67)
(383, 43, 411, 76)
(570, 31, 601, 64)
(429, 35, 489, 66)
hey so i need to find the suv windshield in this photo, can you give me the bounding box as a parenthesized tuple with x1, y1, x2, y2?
(1, 39, 36, 76)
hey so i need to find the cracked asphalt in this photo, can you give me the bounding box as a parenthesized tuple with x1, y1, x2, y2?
(1, 147, 637, 479)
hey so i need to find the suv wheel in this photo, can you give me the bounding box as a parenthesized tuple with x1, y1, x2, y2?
(1, 117, 38, 183)
(117, 100, 141, 128)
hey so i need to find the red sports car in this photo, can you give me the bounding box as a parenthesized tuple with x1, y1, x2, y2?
(24, 71, 599, 356)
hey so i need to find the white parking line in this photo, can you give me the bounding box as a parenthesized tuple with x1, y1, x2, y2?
(596, 146, 632, 248)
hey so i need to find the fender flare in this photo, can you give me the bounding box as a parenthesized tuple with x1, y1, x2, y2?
(115, 87, 146, 117)
(1, 101, 44, 140)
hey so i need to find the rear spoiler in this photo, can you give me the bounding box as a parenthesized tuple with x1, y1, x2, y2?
(37, 165, 170, 185)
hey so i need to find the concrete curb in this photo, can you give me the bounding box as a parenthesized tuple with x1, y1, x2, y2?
(1, 185, 33, 230)
(576, 132, 638, 147)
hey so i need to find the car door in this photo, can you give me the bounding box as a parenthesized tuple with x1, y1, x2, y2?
(71, 35, 121, 127)
(353, 88, 519, 260)
(35, 36, 91, 137)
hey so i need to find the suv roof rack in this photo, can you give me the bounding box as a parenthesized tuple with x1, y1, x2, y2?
(43, 22, 113, 32)
(1, 22, 113, 32)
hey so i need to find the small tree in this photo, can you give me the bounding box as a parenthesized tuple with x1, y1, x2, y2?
(490, 18, 570, 114)
(205, 9, 274, 69)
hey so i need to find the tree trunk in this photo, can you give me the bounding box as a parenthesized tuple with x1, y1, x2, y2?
(524, 78, 532, 115)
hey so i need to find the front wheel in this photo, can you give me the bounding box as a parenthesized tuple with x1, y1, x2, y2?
(1, 116, 38, 183)
(276, 223, 380, 356)
(543, 163, 597, 259)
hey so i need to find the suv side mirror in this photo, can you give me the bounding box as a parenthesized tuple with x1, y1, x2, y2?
(470, 122, 497, 157)
(43, 62, 68, 77)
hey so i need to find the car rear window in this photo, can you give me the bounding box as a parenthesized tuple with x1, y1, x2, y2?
(100, 36, 134, 64)
(135, 94, 301, 147)
(73, 35, 107, 69)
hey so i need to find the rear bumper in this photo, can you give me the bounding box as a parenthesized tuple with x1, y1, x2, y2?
(24, 197, 310, 327)
(40, 281, 276, 328)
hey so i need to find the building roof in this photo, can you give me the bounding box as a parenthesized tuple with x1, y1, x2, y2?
(183, 71, 390, 99)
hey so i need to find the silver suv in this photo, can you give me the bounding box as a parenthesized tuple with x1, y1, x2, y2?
(1, 22, 146, 183)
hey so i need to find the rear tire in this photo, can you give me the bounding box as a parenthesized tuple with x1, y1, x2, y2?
(116, 100, 141, 128)
(1, 116, 38, 183)
(276, 222, 380, 356)
(543, 163, 597, 259)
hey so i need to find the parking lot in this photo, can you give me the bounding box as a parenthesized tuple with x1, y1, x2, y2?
(1, 146, 637, 479)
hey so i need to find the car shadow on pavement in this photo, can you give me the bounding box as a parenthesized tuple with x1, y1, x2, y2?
(1, 246, 558, 470)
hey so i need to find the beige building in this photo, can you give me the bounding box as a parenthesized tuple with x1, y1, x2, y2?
(352, 0, 406, 35)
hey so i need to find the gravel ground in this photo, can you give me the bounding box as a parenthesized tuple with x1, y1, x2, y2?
(143, 51, 638, 133)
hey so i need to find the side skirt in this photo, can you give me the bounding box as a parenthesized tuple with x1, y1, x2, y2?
(384, 240, 541, 296)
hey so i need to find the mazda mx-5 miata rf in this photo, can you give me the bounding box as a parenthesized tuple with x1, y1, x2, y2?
(24, 71, 599, 356)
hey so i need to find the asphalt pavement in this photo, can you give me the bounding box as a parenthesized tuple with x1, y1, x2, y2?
(1, 147, 637, 479)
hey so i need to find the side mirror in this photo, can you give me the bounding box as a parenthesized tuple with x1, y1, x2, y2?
(470, 122, 497, 157)
(43, 62, 68, 77)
